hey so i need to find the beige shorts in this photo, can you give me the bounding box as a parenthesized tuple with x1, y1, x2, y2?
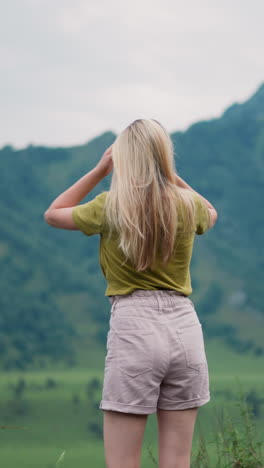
(99, 289, 210, 415)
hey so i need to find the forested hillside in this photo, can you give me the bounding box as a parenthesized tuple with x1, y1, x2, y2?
(0, 83, 263, 370)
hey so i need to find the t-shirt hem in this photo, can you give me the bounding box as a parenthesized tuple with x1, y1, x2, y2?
(72, 206, 85, 232)
(105, 287, 191, 296)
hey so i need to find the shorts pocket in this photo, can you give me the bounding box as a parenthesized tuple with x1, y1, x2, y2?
(106, 330, 153, 378)
(177, 322, 207, 371)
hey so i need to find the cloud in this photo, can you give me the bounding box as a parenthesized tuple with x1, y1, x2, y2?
(0, 0, 263, 147)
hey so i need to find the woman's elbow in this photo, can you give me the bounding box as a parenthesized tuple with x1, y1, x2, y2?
(208, 208, 218, 229)
(44, 210, 54, 226)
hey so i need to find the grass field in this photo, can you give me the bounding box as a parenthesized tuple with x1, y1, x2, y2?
(0, 338, 263, 467)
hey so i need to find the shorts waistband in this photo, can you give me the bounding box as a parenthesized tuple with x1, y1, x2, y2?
(108, 289, 187, 306)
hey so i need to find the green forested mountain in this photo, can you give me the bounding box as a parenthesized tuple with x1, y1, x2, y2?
(0, 83, 263, 370)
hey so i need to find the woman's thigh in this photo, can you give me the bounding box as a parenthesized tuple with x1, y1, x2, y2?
(157, 407, 198, 467)
(103, 410, 148, 468)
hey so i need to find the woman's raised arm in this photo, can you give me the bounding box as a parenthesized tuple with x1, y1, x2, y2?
(175, 174, 218, 229)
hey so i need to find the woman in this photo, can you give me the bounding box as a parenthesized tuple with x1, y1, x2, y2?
(44, 119, 218, 468)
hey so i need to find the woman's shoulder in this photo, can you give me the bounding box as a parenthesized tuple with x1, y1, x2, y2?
(95, 191, 109, 203)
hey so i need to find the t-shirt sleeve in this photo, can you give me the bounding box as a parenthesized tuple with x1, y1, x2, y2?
(72, 192, 107, 236)
(193, 193, 210, 235)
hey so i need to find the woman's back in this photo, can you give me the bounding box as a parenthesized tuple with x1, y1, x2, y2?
(72, 188, 211, 297)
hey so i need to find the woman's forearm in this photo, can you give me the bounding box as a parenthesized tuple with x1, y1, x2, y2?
(45, 145, 113, 213)
(45, 167, 104, 212)
(175, 174, 215, 209)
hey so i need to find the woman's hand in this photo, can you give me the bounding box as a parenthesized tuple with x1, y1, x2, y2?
(95, 145, 113, 177)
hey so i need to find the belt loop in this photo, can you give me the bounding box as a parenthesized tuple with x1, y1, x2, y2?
(108, 296, 115, 305)
(156, 291, 162, 313)
(110, 296, 118, 315)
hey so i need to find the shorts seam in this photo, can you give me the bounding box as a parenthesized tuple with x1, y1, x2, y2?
(99, 399, 157, 414)
(100, 399, 155, 409)
(159, 393, 210, 403)
(157, 393, 210, 409)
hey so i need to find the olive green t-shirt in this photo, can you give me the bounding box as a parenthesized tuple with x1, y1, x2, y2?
(72, 190, 210, 297)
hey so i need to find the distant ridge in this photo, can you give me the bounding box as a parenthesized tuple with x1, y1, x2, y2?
(222, 81, 264, 119)
(0, 81, 263, 369)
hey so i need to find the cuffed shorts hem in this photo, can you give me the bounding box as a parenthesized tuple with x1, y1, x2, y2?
(99, 393, 210, 414)
(99, 399, 157, 415)
(157, 393, 211, 410)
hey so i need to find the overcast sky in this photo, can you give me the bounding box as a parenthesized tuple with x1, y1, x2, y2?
(1, 0, 263, 148)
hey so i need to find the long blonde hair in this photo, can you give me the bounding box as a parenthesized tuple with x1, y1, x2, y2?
(103, 119, 196, 271)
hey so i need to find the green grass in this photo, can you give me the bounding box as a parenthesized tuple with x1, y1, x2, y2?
(0, 339, 263, 467)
